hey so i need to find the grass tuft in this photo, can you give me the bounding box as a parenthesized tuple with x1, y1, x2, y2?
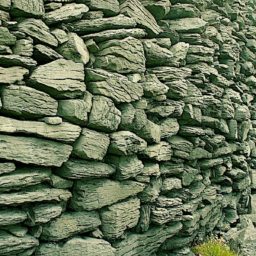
(192, 238, 238, 256)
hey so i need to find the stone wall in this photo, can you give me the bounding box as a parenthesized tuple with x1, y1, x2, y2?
(0, 0, 256, 255)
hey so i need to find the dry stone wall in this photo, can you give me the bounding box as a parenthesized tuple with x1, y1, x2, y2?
(0, 0, 256, 255)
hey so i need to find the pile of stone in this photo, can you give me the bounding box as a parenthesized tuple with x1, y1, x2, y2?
(0, 0, 255, 255)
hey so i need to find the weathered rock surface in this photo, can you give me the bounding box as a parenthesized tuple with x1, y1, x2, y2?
(71, 179, 145, 210)
(73, 128, 110, 160)
(11, 0, 45, 17)
(81, 0, 119, 15)
(29, 59, 85, 98)
(44, 3, 89, 25)
(101, 198, 140, 239)
(41, 211, 101, 241)
(0, 27, 16, 46)
(0, 116, 81, 143)
(1, 85, 57, 118)
(0, 162, 15, 175)
(56, 158, 115, 179)
(94, 37, 146, 74)
(0, 66, 28, 85)
(0, 209, 27, 226)
(0, 135, 72, 167)
(140, 0, 170, 20)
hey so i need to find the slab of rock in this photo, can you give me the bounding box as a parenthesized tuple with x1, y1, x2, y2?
(29, 59, 85, 99)
(0, 54, 37, 68)
(108, 131, 147, 155)
(0, 168, 51, 192)
(0, 27, 16, 46)
(1, 85, 58, 118)
(0, 66, 28, 85)
(81, 0, 119, 15)
(71, 179, 145, 210)
(94, 37, 146, 74)
(65, 14, 136, 34)
(140, 0, 170, 20)
(0, 116, 81, 143)
(33, 44, 62, 63)
(35, 237, 115, 256)
(0, 186, 71, 205)
(58, 98, 91, 125)
(88, 96, 121, 132)
(101, 198, 140, 239)
(13, 38, 33, 57)
(120, 0, 162, 36)
(164, 3, 200, 19)
(0, 135, 72, 167)
(17, 19, 58, 47)
(142, 142, 173, 161)
(57, 33, 89, 64)
(160, 118, 180, 138)
(161, 17, 207, 33)
(162, 177, 182, 192)
(44, 3, 88, 25)
(0, 162, 15, 175)
(73, 128, 110, 160)
(86, 68, 143, 103)
(41, 211, 101, 241)
(0, 231, 38, 255)
(11, 0, 44, 17)
(56, 158, 115, 179)
(107, 155, 143, 180)
(82, 28, 146, 42)
(114, 223, 182, 256)
(26, 203, 63, 226)
(0, 209, 27, 226)
(0, 0, 11, 11)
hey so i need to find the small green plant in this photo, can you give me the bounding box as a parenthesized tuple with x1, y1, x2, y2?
(192, 238, 238, 256)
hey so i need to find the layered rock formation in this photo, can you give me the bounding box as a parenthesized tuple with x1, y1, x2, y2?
(0, 0, 256, 255)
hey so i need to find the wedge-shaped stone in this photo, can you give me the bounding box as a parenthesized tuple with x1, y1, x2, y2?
(73, 128, 110, 160)
(166, 79, 188, 99)
(0, 135, 72, 167)
(57, 33, 89, 64)
(65, 14, 136, 34)
(136, 119, 161, 143)
(0, 116, 81, 143)
(0, 231, 38, 255)
(1, 85, 58, 118)
(108, 131, 147, 155)
(101, 198, 140, 239)
(0, 54, 36, 68)
(114, 223, 182, 256)
(82, 0, 119, 15)
(0, 66, 28, 85)
(167, 136, 193, 152)
(143, 40, 173, 67)
(140, 0, 170, 20)
(0, 162, 15, 175)
(35, 237, 115, 256)
(0, 209, 27, 226)
(30, 59, 85, 99)
(87, 69, 143, 103)
(88, 96, 121, 132)
(56, 159, 115, 179)
(120, 0, 162, 36)
(26, 203, 63, 226)
(161, 18, 207, 33)
(18, 19, 58, 47)
(41, 211, 101, 241)
(160, 118, 180, 138)
(142, 142, 172, 161)
(94, 37, 146, 74)
(71, 179, 145, 210)
(107, 155, 143, 180)
(0, 27, 16, 46)
(0, 185, 71, 205)
(44, 3, 88, 25)
(82, 28, 146, 42)
(34, 44, 62, 63)
(11, 0, 44, 17)
(0, 168, 51, 192)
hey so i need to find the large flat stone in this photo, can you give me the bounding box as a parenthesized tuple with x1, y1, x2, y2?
(0, 116, 81, 143)
(81, 0, 119, 15)
(11, 0, 44, 17)
(0, 66, 28, 85)
(0, 135, 72, 167)
(0, 209, 27, 226)
(71, 179, 145, 210)
(41, 211, 101, 241)
(30, 59, 85, 99)
(1, 85, 58, 118)
(56, 158, 115, 179)
(35, 238, 115, 256)
(86, 68, 143, 103)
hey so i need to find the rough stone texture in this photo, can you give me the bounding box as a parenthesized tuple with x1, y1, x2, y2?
(0, 209, 27, 226)
(1, 85, 58, 118)
(0, 66, 28, 84)
(29, 59, 85, 99)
